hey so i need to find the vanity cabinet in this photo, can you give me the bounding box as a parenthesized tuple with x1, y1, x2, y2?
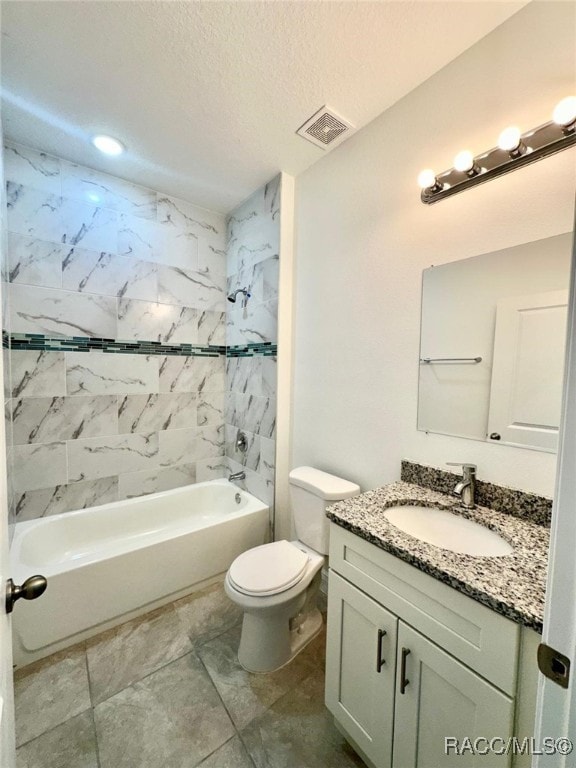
(392, 622, 513, 767)
(325, 524, 538, 768)
(326, 572, 398, 766)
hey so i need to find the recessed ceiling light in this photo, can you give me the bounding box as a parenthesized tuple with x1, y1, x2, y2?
(92, 134, 125, 156)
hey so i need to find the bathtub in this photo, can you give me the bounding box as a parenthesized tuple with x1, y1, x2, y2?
(11, 479, 269, 667)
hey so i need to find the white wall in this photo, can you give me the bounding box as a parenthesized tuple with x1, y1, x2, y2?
(275, 173, 296, 542)
(292, 2, 576, 498)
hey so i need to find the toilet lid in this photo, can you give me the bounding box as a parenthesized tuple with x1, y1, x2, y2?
(229, 540, 309, 596)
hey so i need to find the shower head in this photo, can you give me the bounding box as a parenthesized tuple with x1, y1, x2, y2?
(227, 288, 251, 304)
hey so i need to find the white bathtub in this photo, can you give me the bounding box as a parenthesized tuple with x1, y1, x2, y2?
(11, 479, 269, 667)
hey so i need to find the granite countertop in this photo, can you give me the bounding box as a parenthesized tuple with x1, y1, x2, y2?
(327, 481, 549, 632)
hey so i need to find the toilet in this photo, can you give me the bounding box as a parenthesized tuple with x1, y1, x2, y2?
(225, 466, 360, 672)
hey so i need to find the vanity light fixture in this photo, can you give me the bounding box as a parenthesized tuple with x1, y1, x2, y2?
(92, 134, 125, 156)
(497, 126, 527, 158)
(417, 169, 443, 193)
(553, 96, 576, 132)
(419, 96, 576, 204)
(453, 150, 480, 176)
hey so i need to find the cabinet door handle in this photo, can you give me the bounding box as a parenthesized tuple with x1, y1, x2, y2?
(400, 647, 411, 694)
(376, 629, 387, 672)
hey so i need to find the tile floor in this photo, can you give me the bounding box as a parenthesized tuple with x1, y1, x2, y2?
(14, 581, 366, 768)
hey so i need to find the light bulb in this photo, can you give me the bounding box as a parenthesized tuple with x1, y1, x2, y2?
(92, 135, 125, 156)
(453, 150, 475, 173)
(553, 96, 576, 127)
(498, 126, 522, 152)
(417, 169, 437, 189)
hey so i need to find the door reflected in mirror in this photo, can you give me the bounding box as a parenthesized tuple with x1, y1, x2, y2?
(417, 232, 573, 453)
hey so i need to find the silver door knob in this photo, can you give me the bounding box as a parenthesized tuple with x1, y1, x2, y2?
(6, 575, 47, 614)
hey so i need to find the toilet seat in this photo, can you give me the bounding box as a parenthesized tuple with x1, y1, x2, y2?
(228, 540, 310, 596)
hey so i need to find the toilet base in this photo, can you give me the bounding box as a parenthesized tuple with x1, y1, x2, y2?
(238, 606, 323, 674)
(288, 606, 323, 661)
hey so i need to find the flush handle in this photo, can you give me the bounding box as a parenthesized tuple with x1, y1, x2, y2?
(6, 575, 47, 614)
(376, 629, 387, 673)
(400, 647, 411, 694)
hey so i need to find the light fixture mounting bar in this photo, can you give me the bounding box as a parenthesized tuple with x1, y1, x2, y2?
(421, 121, 576, 205)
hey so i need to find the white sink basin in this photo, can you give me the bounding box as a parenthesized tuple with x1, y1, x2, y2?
(383, 505, 513, 557)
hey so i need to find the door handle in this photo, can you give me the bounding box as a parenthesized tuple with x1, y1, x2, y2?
(400, 647, 411, 694)
(6, 575, 47, 614)
(376, 629, 386, 672)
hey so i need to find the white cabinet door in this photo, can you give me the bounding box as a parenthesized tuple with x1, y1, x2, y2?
(0, 330, 15, 764)
(392, 623, 514, 768)
(487, 289, 568, 451)
(326, 571, 398, 768)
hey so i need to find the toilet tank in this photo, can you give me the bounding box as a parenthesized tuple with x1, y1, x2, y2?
(289, 467, 361, 554)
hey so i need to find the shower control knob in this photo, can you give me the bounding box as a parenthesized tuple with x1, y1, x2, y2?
(235, 430, 248, 454)
(6, 575, 47, 614)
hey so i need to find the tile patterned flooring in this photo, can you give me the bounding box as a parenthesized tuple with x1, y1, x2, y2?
(14, 581, 366, 768)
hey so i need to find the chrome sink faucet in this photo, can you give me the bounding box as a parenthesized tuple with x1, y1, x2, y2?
(447, 462, 477, 509)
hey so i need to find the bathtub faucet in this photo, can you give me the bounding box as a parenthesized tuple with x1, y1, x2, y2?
(229, 470, 246, 482)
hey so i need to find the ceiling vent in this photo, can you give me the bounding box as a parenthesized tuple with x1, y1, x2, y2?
(296, 105, 356, 150)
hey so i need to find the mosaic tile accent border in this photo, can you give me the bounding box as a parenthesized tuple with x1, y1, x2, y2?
(7, 333, 224, 357)
(401, 459, 552, 526)
(226, 342, 277, 358)
(4, 333, 277, 359)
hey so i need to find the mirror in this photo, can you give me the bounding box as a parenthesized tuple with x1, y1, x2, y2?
(418, 232, 573, 453)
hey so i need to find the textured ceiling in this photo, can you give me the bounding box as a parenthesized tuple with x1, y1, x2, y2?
(1, 1, 527, 212)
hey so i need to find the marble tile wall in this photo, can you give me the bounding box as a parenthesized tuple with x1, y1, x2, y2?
(3, 143, 229, 520)
(225, 177, 280, 509)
